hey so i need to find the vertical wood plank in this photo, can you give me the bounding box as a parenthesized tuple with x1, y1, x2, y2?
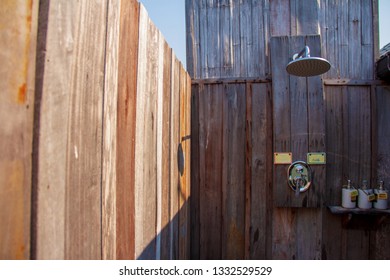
(222, 83, 246, 259)
(220, 0, 233, 77)
(361, 0, 374, 79)
(249, 83, 273, 259)
(271, 36, 291, 207)
(344, 86, 371, 259)
(244, 83, 252, 260)
(190, 84, 200, 259)
(322, 0, 338, 79)
(0, 0, 38, 259)
(270, 35, 296, 259)
(179, 64, 190, 259)
(339, 0, 349, 78)
(239, 0, 250, 77)
(206, 0, 220, 78)
(65, 0, 108, 259)
(295, 35, 325, 260)
(372, 86, 390, 259)
(348, 0, 362, 79)
(199, 84, 223, 259)
(322, 86, 344, 259)
(102, 0, 121, 260)
(33, 0, 70, 259)
(185, 0, 199, 78)
(160, 43, 172, 260)
(170, 56, 181, 260)
(231, 1, 240, 77)
(270, 0, 290, 36)
(116, 0, 139, 260)
(199, 0, 208, 78)
(134, 5, 160, 259)
(307, 36, 326, 208)
(155, 28, 165, 261)
(185, 73, 192, 258)
(294, 0, 319, 35)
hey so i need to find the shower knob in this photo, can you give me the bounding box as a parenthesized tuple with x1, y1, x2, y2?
(287, 161, 312, 195)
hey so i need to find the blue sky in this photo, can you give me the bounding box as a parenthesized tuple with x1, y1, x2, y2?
(139, 0, 390, 69)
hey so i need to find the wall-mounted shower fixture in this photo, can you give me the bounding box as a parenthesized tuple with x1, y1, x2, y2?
(286, 45, 331, 77)
(287, 161, 312, 197)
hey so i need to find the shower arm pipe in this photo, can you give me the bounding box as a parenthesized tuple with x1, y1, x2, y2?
(294, 46, 311, 60)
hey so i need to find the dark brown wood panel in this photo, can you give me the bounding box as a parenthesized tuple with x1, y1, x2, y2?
(191, 81, 273, 259)
(271, 35, 323, 208)
(116, 0, 139, 260)
(221, 83, 246, 259)
(249, 83, 273, 259)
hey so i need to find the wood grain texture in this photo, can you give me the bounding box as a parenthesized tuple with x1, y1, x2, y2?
(116, 0, 139, 260)
(322, 85, 344, 259)
(135, 5, 160, 259)
(221, 84, 246, 259)
(64, 0, 108, 259)
(372, 86, 390, 259)
(271, 35, 323, 208)
(186, 0, 384, 261)
(169, 56, 181, 260)
(160, 42, 172, 260)
(187, 0, 378, 80)
(199, 84, 223, 259)
(0, 0, 38, 260)
(190, 84, 200, 259)
(102, 0, 121, 260)
(179, 67, 191, 259)
(249, 83, 273, 259)
(33, 0, 75, 260)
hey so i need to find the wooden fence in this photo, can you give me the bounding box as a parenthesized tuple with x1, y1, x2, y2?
(187, 0, 390, 259)
(0, 0, 191, 260)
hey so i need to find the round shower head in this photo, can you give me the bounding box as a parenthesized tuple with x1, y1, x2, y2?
(286, 56, 331, 77)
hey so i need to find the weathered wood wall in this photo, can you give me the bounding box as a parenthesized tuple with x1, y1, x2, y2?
(187, 0, 389, 259)
(0, 0, 39, 260)
(0, 0, 190, 260)
(191, 81, 273, 259)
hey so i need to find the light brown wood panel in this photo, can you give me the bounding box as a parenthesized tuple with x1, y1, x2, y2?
(102, 0, 121, 260)
(33, 0, 75, 260)
(64, 0, 108, 259)
(178, 67, 191, 259)
(134, 5, 161, 259)
(160, 42, 172, 260)
(0, 0, 38, 260)
(169, 56, 181, 260)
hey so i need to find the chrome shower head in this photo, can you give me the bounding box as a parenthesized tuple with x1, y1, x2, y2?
(286, 46, 331, 77)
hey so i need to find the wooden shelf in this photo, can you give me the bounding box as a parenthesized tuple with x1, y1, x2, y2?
(328, 206, 390, 215)
(327, 206, 390, 228)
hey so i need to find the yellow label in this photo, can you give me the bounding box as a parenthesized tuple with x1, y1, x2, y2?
(307, 153, 326, 165)
(377, 193, 388, 200)
(274, 153, 292, 164)
(368, 194, 376, 202)
(350, 190, 358, 197)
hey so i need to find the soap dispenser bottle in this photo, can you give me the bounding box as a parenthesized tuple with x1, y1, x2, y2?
(374, 181, 388, 210)
(358, 179, 373, 209)
(342, 180, 357, 208)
